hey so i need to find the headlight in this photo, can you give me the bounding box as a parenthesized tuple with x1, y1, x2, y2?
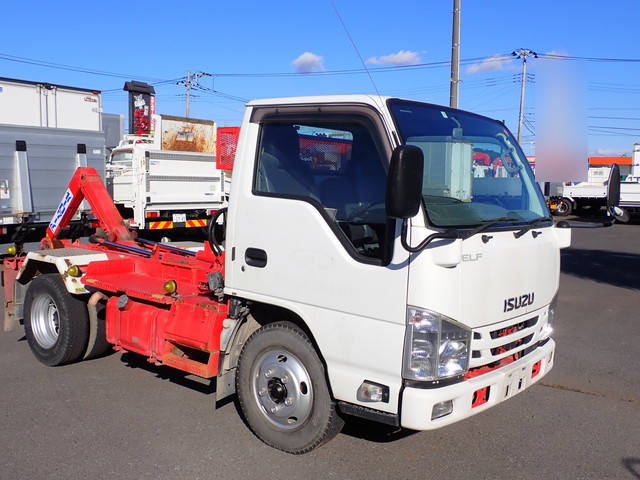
(542, 292, 558, 339)
(403, 307, 471, 381)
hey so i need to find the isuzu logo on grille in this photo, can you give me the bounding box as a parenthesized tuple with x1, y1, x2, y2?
(504, 293, 535, 312)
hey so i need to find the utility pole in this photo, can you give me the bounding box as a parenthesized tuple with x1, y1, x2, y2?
(177, 69, 202, 118)
(512, 49, 537, 144)
(185, 69, 191, 117)
(449, 0, 461, 108)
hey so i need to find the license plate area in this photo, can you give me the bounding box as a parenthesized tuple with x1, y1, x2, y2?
(172, 213, 187, 223)
(503, 366, 529, 399)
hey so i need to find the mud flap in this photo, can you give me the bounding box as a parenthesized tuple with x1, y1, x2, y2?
(3, 304, 19, 332)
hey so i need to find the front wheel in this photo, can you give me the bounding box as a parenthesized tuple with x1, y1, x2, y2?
(236, 321, 344, 454)
(23, 274, 89, 366)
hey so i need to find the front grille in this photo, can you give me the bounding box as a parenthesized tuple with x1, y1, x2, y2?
(490, 317, 538, 339)
(469, 312, 544, 372)
(490, 333, 534, 356)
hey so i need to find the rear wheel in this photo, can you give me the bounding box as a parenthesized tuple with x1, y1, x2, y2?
(24, 274, 89, 366)
(236, 321, 344, 454)
(614, 207, 631, 223)
(555, 198, 572, 216)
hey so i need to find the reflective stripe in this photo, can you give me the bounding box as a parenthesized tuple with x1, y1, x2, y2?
(185, 219, 208, 228)
(148, 221, 174, 230)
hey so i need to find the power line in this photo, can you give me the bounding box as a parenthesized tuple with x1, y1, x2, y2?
(202, 55, 509, 79)
(539, 53, 640, 63)
(193, 85, 248, 103)
(588, 125, 640, 131)
(101, 77, 185, 94)
(329, 0, 380, 97)
(589, 116, 640, 120)
(0, 52, 166, 81)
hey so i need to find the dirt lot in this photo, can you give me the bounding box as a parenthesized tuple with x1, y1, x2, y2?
(0, 219, 638, 480)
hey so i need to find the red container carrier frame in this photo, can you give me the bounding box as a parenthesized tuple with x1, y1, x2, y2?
(3, 167, 230, 378)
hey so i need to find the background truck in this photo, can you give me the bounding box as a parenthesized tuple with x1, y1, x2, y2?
(107, 115, 228, 232)
(0, 77, 111, 243)
(3, 95, 569, 454)
(552, 143, 640, 221)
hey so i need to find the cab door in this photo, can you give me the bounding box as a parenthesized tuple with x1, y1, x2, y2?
(225, 105, 409, 411)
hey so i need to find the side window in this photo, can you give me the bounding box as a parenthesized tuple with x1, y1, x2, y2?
(254, 119, 389, 262)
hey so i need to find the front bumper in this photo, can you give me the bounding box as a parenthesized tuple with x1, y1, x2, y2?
(400, 339, 555, 430)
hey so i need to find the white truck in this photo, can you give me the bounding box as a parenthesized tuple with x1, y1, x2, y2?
(107, 115, 228, 231)
(4, 95, 571, 453)
(0, 77, 106, 243)
(554, 143, 640, 221)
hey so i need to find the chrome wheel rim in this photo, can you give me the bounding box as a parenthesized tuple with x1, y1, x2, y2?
(31, 294, 60, 349)
(557, 201, 569, 214)
(251, 349, 313, 430)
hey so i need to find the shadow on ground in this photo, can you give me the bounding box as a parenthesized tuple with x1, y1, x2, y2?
(339, 416, 417, 443)
(561, 248, 640, 290)
(120, 352, 216, 395)
(623, 458, 640, 479)
(558, 212, 640, 226)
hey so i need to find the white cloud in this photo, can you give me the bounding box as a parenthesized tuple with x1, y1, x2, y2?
(366, 50, 422, 66)
(291, 52, 325, 73)
(466, 54, 513, 74)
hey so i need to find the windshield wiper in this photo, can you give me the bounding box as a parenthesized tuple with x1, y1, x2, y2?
(513, 216, 553, 239)
(460, 216, 521, 240)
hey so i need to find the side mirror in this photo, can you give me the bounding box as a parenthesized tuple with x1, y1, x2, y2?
(606, 163, 621, 216)
(386, 145, 424, 219)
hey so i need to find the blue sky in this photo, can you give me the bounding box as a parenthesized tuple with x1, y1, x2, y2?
(2, 0, 639, 156)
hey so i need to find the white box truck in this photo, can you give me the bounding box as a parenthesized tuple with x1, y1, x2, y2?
(0, 77, 106, 243)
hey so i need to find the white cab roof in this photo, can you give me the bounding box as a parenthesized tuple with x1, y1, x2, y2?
(247, 94, 392, 107)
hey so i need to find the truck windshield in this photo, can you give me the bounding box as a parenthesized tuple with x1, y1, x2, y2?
(110, 151, 133, 168)
(388, 99, 548, 228)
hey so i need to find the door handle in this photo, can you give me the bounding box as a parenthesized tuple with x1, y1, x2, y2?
(245, 248, 267, 268)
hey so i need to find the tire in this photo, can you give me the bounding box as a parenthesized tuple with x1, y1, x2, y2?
(236, 321, 344, 454)
(614, 207, 631, 223)
(23, 274, 89, 366)
(83, 301, 112, 360)
(555, 198, 572, 216)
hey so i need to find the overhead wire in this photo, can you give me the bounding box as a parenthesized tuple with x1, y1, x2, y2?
(538, 53, 640, 63)
(0, 52, 167, 81)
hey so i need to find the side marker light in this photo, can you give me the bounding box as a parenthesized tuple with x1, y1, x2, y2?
(66, 265, 81, 277)
(163, 280, 177, 294)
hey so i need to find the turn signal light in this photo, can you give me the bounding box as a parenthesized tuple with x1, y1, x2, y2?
(356, 381, 389, 403)
(6, 245, 16, 256)
(162, 280, 177, 294)
(66, 265, 81, 277)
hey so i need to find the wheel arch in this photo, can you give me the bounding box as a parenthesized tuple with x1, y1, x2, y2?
(216, 300, 331, 404)
(17, 259, 59, 285)
(16, 259, 110, 360)
(17, 256, 89, 295)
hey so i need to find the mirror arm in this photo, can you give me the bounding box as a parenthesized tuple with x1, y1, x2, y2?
(400, 219, 459, 253)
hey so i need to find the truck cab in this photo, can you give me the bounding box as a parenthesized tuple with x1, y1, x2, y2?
(225, 95, 567, 434)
